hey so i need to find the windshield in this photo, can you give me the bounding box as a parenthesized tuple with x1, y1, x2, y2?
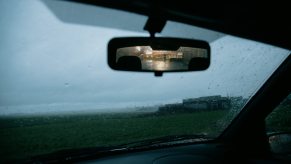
(0, 0, 290, 162)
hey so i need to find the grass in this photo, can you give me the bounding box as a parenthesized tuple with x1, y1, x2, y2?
(0, 110, 228, 163)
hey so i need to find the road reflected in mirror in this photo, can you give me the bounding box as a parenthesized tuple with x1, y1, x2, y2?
(116, 46, 208, 71)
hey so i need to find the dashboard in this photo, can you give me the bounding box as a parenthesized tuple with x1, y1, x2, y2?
(82, 143, 281, 164)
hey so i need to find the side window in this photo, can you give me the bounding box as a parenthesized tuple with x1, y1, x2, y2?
(265, 94, 291, 156)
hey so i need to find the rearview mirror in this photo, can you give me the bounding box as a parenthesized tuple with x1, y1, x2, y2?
(108, 37, 210, 75)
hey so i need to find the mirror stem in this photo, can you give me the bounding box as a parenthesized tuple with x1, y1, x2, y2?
(150, 31, 155, 38)
(154, 71, 163, 77)
(144, 16, 166, 38)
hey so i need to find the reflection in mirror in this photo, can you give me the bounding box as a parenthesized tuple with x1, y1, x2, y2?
(268, 133, 291, 155)
(116, 46, 208, 71)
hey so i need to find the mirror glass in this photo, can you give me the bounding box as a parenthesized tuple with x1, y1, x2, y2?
(116, 46, 208, 71)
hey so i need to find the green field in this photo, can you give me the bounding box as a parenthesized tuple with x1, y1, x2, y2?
(0, 110, 229, 163)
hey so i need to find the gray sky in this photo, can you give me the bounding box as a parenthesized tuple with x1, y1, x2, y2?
(0, 0, 289, 115)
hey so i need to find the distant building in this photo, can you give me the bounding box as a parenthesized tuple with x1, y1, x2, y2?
(183, 95, 231, 110)
(158, 95, 232, 114)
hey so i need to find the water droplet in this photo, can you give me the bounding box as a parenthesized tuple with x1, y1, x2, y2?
(64, 83, 70, 87)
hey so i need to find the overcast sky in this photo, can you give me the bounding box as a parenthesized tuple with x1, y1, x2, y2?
(0, 0, 289, 116)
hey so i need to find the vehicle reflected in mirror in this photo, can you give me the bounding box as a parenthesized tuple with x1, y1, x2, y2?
(108, 37, 210, 73)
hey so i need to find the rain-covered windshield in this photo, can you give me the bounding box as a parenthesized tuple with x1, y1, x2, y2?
(0, 0, 290, 162)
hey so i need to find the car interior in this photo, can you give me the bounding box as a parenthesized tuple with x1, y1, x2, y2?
(0, 0, 290, 163)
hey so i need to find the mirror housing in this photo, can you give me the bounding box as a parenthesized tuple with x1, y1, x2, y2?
(108, 37, 210, 75)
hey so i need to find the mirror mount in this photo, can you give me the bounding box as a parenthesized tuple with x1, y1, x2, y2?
(154, 71, 163, 77)
(144, 16, 166, 38)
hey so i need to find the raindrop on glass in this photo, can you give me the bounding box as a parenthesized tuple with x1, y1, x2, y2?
(64, 83, 70, 87)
